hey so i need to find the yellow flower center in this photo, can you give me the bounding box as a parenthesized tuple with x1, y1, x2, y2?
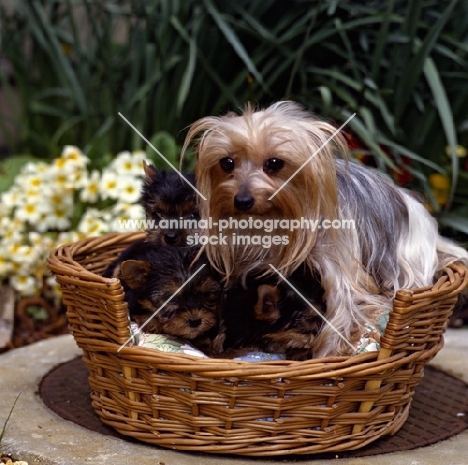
(55, 159, 67, 169)
(65, 150, 79, 160)
(25, 204, 36, 214)
(89, 184, 99, 194)
(56, 174, 68, 185)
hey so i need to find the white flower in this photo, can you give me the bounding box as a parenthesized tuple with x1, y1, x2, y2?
(0, 201, 12, 217)
(80, 170, 101, 203)
(23, 187, 42, 203)
(109, 205, 145, 232)
(2, 186, 24, 208)
(16, 170, 47, 192)
(77, 209, 109, 235)
(15, 245, 43, 264)
(0, 247, 13, 275)
(0, 217, 24, 237)
(10, 274, 39, 295)
(43, 206, 72, 230)
(109, 151, 145, 176)
(1, 228, 23, 244)
(1, 145, 156, 300)
(47, 167, 76, 191)
(127, 204, 145, 219)
(14, 200, 45, 223)
(132, 150, 147, 164)
(60, 145, 89, 168)
(100, 171, 120, 200)
(34, 212, 54, 233)
(21, 161, 49, 175)
(47, 188, 74, 209)
(56, 231, 86, 245)
(118, 176, 143, 203)
(111, 202, 133, 215)
(28, 232, 54, 251)
(48, 147, 88, 189)
(10, 244, 42, 265)
(72, 166, 88, 189)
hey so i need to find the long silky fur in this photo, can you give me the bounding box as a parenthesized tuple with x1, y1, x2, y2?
(182, 101, 468, 357)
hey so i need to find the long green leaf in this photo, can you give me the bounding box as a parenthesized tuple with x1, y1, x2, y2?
(438, 216, 468, 235)
(394, 0, 458, 123)
(203, 0, 265, 89)
(371, 0, 394, 83)
(29, 2, 87, 114)
(171, 14, 199, 115)
(423, 55, 458, 210)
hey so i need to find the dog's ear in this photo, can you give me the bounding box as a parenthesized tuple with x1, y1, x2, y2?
(142, 160, 159, 183)
(254, 284, 281, 322)
(119, 260, 151, 289)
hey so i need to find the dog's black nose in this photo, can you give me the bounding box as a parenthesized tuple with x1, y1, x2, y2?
(188, 317, 202, 328)
(234, 194, 255, 211)
(164, 232, 179, 244)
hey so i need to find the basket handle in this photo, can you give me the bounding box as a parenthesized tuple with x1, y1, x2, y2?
(352, 262, 468, 434)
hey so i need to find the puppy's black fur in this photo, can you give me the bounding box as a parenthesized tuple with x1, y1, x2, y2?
(112, 246, 223, 354)
(221, 268, 326, 359)
(141, 162, 199, 247)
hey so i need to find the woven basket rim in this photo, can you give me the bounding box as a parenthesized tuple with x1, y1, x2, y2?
(47, 232, 468, 371)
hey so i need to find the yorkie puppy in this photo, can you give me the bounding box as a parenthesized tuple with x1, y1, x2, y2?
(103, 162, 199, 278)
(221, 268, 325, 360)
(182, 100, 468, 358)
(141, 161, 199, 247)
(118, 246, 222, 354)
(253, 271, 325, 360)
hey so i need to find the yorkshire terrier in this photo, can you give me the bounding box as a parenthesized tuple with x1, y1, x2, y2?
(182, 100, 468, 358)
(221, 268, 325, 359)
(103, 162, 199, 278)
(117, 246, 222, 354)
(141, 161, 199, 247)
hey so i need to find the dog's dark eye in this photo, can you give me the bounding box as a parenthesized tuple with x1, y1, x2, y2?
(159, 305, 176, 320)
(219, 157, 235, 173)
(264, 158, 284, 173)
(155, 210, 165, 219)
(185, 212, 199, 220)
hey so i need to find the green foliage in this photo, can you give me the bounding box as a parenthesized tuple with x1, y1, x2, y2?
(0, 155, 38, 192)
(1, 0, 468, 234)
(287, 0, 468, 231)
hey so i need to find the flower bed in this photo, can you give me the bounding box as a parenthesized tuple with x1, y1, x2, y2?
(0, 146, 147, 348)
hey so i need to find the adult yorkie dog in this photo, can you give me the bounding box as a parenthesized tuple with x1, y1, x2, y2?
(118, 246, 222, 354)
(182, 100, 468, 358)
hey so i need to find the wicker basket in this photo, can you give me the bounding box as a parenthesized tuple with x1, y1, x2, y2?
(46, 232, 468, 456)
